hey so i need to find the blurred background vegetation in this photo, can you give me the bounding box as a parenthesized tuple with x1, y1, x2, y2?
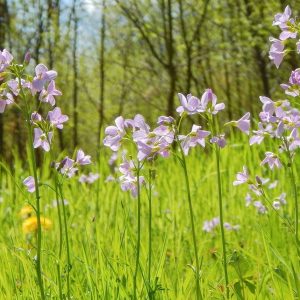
(0, 0, 300, 161)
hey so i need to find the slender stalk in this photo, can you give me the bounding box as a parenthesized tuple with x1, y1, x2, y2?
(148, 168, 153, 296)
(287, 150, 299, 247)
(18, 76, 45, 299)
(54, 174, 64, 299)
(58, 181, 71, 299)
(180, 150, 203, 300)
(133, 161, 142, 300)
(215, 147, 229, 299)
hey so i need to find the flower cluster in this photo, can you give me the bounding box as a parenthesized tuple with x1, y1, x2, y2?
(104, 89, 231, 197)
(269, 6, 300, 68)
(233, 167, 287, 214)
(202, 217, 240, 233)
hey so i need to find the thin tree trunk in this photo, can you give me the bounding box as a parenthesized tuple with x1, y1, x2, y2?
(97, 0, 106, 151)
(72, 0, 79, 148)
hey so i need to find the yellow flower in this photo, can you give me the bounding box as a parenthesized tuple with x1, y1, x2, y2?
(22, 216, 52, 234)
(19, 205, 34, 219)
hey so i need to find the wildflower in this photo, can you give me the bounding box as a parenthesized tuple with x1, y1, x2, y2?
(24, 51, 31, 65)
(103, 116, 126, 151)
(39, 80, 62, 106)
(23, 176, 35, 193)
(0, 91, 14, 113)
(272, 201, 281, 210)
(202, 217, 220, 233)
(57, 157, 78, 178)
(261, 152, 282, 169)
(273, 5, 296, 41)
(224, 223, 240, 231)
(210, 134, 226, 148)
(178, 125, 210, 155)
(31, 111, 42, 124)
(269, 37, 285, 68)
(199, 89, 225, 114)
(76, 149, 91, 165)
(22, 216, 52, 234)
(157, 116, 175, 125)
(289, 69, 300, 85)
(245, 193, 252, 207)
(268, 180, 278, 189)
(233, 166, 249, 186)
(33, 128, 53, 152)
(48, 107, 68, 129)
(273, 6, 292, 29)
(32, 64, 57, 92)
(176, 93, 201, 115)
(278, 193, 287, 205)
(108, 152, 118, 166)
(19, 205, 34, 219)
(253, 201, 267, 214)
(79, 173, 100, 184)
(0, 49, 13, 72)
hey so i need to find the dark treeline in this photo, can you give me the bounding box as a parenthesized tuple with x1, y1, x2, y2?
(0, 0, 299, 160)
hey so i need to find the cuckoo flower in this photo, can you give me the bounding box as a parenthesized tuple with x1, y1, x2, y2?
(199, 88, 225, 114)
(79, 173, 100, 184)
(32, 64, 57, 92)
(31, 111, 42, 124)
(48, 107, 68, 129)
(269, 37, 285, 68)
(210, 134, 226, 148)
(103, 116, 127, 151)
(176, 93, 201, 115)
(0, 49, 13, 72)
(179, 125, 210, 155)
(233, 166, 249, 186)
(273, 5, 293, 29)
(23, 176, 36, 193)
(261, 152, 282, 169)
(39, 80, 62, 106)
(0, 89, 14, 113)
(76, 149, 91, 165)
(57, 157, 78, 178)
(33, 128, 53, 152)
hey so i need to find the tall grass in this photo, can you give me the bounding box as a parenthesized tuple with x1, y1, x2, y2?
(0, 134, 298, 299)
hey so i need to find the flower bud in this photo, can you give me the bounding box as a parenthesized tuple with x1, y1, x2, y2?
(24, 51, 31, 65)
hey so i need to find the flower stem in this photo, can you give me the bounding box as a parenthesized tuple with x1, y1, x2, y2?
(133, 161, 142, 300)
(19, 77, 45, 299)
(287, 151, 299, 248)
(215, 146, 229, 299)
(180, 151, 203, 300)
(148, 168, 153, 296)
(58, 181, 71, 299)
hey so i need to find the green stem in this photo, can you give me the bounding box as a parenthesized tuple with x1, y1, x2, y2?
(54, 173, 64, 299)
(215, 147, 229, 299)
(180, 151, 203, 300)
(287, 151, 299, 248)
(148, 168, 152, 297)
(18, 77, 45, 299)
(133, 161, 142, 300)
(58, 181, 71, 299)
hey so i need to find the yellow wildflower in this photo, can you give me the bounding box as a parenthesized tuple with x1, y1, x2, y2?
(19, 205, 34, 219)
(22, 216, 52, 234)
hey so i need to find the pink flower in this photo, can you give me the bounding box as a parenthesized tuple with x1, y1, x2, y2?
(33, 128, 53, 152)
(32, 64, 57, 92)
(23, 176, 35, 193)
(76, 149, 91, 165)
(0, 49, 13, 72)
(39, 80, 62, 106)
(199, 89, 225, 114)
(261, 152, 282, 169)
(48, 107, 68, 129)
(179, 125, 210, 155)
(269, 37, 285, 68)
(233, 166, 249, 186)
